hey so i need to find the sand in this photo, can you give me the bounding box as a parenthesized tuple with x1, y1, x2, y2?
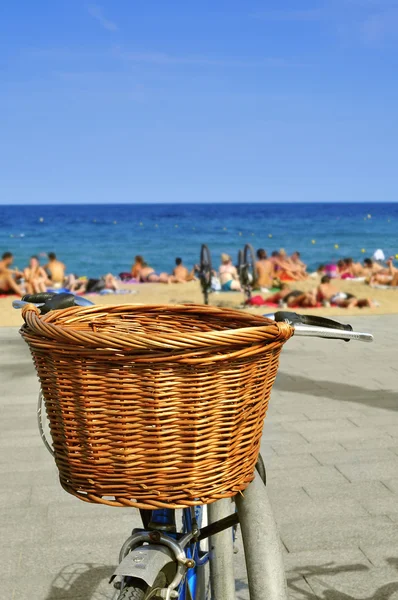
(2, 276, 398, 328)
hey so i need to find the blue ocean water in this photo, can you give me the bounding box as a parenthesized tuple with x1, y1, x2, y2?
(0, 203, 397, 278)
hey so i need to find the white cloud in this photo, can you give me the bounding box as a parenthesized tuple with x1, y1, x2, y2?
(87, 3, 118, 32)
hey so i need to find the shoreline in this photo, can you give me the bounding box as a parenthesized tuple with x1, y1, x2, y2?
(3, 278, 397, 328)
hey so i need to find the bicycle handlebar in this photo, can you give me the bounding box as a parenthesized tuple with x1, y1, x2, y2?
(13, 292, 94, 314)
(264, 311, 373, 343)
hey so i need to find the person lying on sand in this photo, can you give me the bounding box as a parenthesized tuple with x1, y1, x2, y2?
(369, 258, 398, 286)
(255, 249, 275, 291)
(131, 255, 172, 283)
(69, 273, 119, 294)
(172, 257, 196, 283)
(363, 258, 384, 279)
(344, 257, 365, 278)
(266, 283, 318, 308)
(0, 252, 24, 296)
(219, 253, 242, 291)
(44, 252, 66, 289)
(23, 256, 48, 294)
(317, 275, 374, 308)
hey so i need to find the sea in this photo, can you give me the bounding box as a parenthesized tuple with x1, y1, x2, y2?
(0, 203, 397, 278)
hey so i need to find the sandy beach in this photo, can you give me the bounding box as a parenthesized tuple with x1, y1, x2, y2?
(3, 277, 397, 328)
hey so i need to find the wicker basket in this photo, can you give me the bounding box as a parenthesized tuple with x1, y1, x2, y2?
(21, 304, 293, 509)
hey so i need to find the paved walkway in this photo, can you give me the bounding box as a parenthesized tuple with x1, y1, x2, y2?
(1, 316, 398, 599)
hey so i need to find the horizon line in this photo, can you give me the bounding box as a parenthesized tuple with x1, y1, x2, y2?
(0, 201, 397, 207)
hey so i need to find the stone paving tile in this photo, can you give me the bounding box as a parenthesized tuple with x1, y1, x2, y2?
(311, 448, 397, 466)
(272, 497, 368, 524)
(268, 465, 348, 488)
(304, 480, 394, 500)
(296, 427, 397, 444)
(266, 453, 320, 471)
(306, 567, 398, 600)
(271, 441, 345, 457)
(0, 468, 59, 487)
(360, 544, 398, 568)
(383, 479, 398, 494)
(0, 484, 31, 508)
(359, 495, 398, 516)
(282, 418, 358, 434)
(280, 516, 398, 553)
(341, 436, 397, 450)
(29, 481, 69, 503)
(283, 547, 371, 572)
(336, 459, 398, 482)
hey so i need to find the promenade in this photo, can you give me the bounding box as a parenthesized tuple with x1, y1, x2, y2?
(1, 316, 397, 599)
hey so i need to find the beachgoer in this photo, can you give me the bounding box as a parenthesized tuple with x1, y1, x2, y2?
(363, 258, 384, 279)
(266, 283, 317, 308)
(271, 249, 304, 281)
(370, 258, 398, 286)
(131, 255, 171, 283)
(317, 275, 374, 308)
(23, 256, 48, 294)
(131, 256, 145, 279)
(255, 249, 275, 291)
(44, 252, 66, 288)
(344, 257, 365, 278)
(70, 273, 119, 294)
(336, 259, 353, 279)
(172, 258, 196, 283)
(290, 251, 308, 277)
(0, 252, 24, 295)
(219, 253, 242, 291)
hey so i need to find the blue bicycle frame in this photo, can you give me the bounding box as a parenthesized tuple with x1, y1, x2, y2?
(148, 506, 210, 599)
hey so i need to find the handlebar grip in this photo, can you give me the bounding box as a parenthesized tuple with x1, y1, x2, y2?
(22, 293, 56, 304)
(40, 293, 77, 314)
(274, 311, 353, 332)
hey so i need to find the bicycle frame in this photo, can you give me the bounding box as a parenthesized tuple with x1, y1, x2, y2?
(115, 506, 211, 600)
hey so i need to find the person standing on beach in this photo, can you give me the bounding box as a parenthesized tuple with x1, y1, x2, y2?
(44, 252, 66, 288)
(0, 252, 24, 295)
(255, 249, 275, 291)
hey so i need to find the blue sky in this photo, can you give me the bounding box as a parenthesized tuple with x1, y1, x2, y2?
(1, 0, 398, 204)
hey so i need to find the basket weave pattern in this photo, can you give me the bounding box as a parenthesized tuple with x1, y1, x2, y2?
(21, 304, 293, 508)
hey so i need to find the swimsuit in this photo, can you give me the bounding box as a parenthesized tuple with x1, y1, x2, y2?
(284, 290, 303, 303)
(221, 280, 233, 291)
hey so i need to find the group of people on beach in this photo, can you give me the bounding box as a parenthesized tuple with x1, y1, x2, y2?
(0, 251, 120, 297)
(217, 248, 388, 309)
(129, 255, 196, 284)
(1, 246, 394, 310)
(0, 252, 57, 296)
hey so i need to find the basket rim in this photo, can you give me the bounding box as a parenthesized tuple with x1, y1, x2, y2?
(21, 303, 294, 352)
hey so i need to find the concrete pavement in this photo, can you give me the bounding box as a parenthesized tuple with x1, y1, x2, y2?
(1, 316, 397, 599)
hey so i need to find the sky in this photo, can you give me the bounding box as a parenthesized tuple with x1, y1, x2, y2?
(1, 0, 398, 204)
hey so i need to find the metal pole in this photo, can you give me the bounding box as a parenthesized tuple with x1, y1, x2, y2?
(236, 473, 288, 600)
(208, 499, 236, 600)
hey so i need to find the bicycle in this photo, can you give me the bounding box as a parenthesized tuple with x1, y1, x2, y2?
(197, 244, 212, 305)
(15, 293, 373, 600)
(237, 244, 256, 301)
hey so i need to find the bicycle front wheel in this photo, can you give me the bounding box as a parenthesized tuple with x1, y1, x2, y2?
(118, 578, 148, 599)
(118, 573, 167, 600)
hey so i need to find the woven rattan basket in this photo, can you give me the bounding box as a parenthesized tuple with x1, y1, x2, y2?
(21, 304, 293, 509)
